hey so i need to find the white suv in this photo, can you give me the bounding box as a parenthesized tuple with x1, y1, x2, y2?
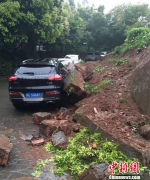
(100, 51, 108, 58)
(64, 54, 81, 64)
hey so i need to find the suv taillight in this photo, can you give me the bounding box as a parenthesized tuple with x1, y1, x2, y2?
(45, 91, 60, 96)
(10, 92, 21, 96)
(48, 75, 62, 81)
(9, 76, 18, 81)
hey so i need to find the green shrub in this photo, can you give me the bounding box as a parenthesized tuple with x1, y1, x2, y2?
(0, 57, 22, 76)
(125, 27, 150, 44)
(80, 60, 86, 65)
(113, 46, 122, 54)
(93, 65, 106, 73)
(116, 56, 130, 66)
(114, 27, 150, 54)
(84, 80, 114, 93)
(33, 128, 146, 179)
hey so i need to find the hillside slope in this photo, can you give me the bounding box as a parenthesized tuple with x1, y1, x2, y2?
(76, 46, 150, 161)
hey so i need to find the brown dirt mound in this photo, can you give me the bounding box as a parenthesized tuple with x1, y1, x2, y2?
(76, 47, 150, 156)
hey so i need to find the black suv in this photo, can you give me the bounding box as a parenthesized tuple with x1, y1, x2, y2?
(8, 58, 68, 108)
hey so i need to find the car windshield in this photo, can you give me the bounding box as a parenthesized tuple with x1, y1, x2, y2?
(65, 56, 71, 59)
(16, 66, 55, 75)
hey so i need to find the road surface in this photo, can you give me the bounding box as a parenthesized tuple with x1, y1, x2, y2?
(0, 79, 54, 180)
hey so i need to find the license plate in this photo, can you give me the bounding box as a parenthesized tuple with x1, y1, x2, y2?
(25, 93, 42, 98)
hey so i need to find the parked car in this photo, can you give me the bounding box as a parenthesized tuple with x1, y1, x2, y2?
(64, 54, 81, 64)
(100, 51, 108, 58)
(57, 54, 81, 66)
(8, 58, 68, 108)
(85, 52, 100, 61)
(57, 58, 73, 67)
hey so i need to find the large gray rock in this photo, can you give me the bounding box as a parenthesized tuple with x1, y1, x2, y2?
(130, 60, 150, 116)
(52, 131, 68, 150)
(143, 150, 150, 167)
(140, 124, 150, 140)
(79, 163, 110, 180)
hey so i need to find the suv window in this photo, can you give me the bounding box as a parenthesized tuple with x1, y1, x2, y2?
(16, 66, 55, 75)
(64, 56, 71, 59)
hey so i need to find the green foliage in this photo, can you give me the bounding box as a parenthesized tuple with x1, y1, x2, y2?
(32, 170, 42, 178)
(33, 128, 144, 180)
(125, 27, 150, 50)
(84, 80, 114, 93)
(99, 79, 114, 89)
(80, 60, 86, 65)
(71, 77, 75, 84)
(0, 60, 14, 76)
(68, 87, 75, 95)
(126, 27, 150, 43)
(87, 12, 108, 51)
(108, 54, 118, 62)
(113, 46, 122, 54)
(1, 1, 150, 57)
(0, 0, 64, 52)
(0, 57, 22, 76)
(114, 27, 150, 54)
(116, 56, 130, 66)
(32, 159, 50, 177)
(106, 4, 150, 50)
(93, 65, 106, 73)
(0, 1, 26, 43)
(84, 83, 99, 93)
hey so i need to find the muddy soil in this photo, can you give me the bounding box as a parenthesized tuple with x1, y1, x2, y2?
(76, 48, 150, 164)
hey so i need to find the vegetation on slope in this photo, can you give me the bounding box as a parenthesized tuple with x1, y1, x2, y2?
(33, 128, 146, 179)
(114, 27, 150, 54)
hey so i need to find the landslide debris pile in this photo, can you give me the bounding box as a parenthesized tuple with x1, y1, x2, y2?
(74, 47, 150, 167)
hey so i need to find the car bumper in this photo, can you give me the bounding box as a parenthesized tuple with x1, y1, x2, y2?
(9, 90, 64, 106)
(10, 97, 62, 105)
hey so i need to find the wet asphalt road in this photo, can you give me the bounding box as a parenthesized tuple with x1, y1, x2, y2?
(0, 79, 54, 180)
